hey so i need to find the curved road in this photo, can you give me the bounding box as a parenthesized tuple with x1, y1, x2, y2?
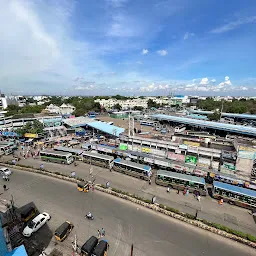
(0, 169, 254, 256)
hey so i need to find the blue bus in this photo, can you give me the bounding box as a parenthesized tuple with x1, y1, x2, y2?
(113, 158, 151, 181)
(212, 181, 256, 210)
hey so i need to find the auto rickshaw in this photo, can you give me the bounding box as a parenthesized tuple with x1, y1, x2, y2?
(77, 182, 90, 192)
(81, 236, 98, 256)
(92, 240, 109, 256)
(54, 221, 74, 242)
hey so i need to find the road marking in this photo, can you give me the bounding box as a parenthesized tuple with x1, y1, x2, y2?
(112, 220, 122, 256)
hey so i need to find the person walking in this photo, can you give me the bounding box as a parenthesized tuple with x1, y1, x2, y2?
(97, 230, 101, 238)
(101, 228, 105, 237)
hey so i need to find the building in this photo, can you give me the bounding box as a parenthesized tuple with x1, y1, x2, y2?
(45, 104, 75, 115)
(0, 94, 8, 110)
(6, 96, 26, 107)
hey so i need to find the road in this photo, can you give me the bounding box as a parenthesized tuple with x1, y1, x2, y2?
(0, 169, 255, 256)
(3, 154, 256, 237)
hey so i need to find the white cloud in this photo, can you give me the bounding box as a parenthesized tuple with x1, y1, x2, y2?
(200, 77, 209, 85)
(225, 76, 229, 81)
(184, 32, 195, 40)
(210, 16, 256, 34)
(211, 79, 216, 83)
(136, 61, 142, 65)
(157, 50, 168, 56)
(106, 0, 129, 8)
(141, 49, 149, 55)
(185, 83, 195, 88)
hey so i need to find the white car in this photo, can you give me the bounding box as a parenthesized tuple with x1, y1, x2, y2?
(23, 212, 51, 237)
(0, 167, 12, 176)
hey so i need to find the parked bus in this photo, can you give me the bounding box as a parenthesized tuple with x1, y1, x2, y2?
(156, 170, 207, 196)
(212, 181, 256, 210)
(140, 120, 158, 127)
(40, 150, 74, 164)
(54, 146, 83, 159)
(0, 144, 14, 155)
(113, 158, 151, 180)
(82, 151, 114, 169)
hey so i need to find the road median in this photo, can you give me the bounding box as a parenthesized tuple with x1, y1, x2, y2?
(2, 161, 256, 249)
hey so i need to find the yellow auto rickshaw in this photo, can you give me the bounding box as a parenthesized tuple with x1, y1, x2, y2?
(77, 182, 90, 192)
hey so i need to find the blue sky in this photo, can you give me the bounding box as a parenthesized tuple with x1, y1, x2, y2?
(1, 0, 256, 96)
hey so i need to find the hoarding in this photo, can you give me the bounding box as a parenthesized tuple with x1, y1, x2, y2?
(239, 146, 256, 152)
(211, 161, 219, 171)
(141, 147, 151, 153)
(144, 157, 154, 163)
(179, 144, 188, 150)
(198, 157, 210, 167)
(97, 146, 113, 153)
(185, 155, 197, 164)
(167, 152, 185, 162)
(151, 148, 165, 156)
(155, 159, 169, 167)
(222, 162, 236, 171)
(187, 146, 198, 153)
(119, 143, 128, 151)
(238, 151, 256, 160)
(193, 169, 207, 177)
(184, 141, 200, 147)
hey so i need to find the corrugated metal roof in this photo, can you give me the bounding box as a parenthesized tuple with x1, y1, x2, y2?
(82, 151, 114, 160)
(54, 146, 83, 155)
(5, 245, 28, 256)
(87, 121, 124, 137)
(152, 114, 256, 136)
(213, 181, 256, 198)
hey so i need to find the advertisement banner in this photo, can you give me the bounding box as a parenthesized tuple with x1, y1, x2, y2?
(167, 152, 185, 162)
(172, 164, 183, 171)
(222, 162, 236, 171)
(151, 148, 165, 156)
(144, 157, 154, 163)
(183, 166, 193, 174)
(238, 151, 256, 160)
(141, 147, 151, 153)
(97, 146, 113, 153)
(194, 169, 207, 177)
(198, 157, 210, 166)
(179, 144, 188, 150)
(212, 161, 219, 170)
(187, 146, 198, 153)
(184, 141, 200, 147)
(239, 146, 256, 152)
(185, 155, 197, 165)
(155, 159, 169, 167)
(24, 133, 38, 138)
(119, 143, 128, 151)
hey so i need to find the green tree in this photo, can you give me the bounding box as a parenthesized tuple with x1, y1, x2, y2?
(113, 103, 122, 111)
(133, 106, 144, 111)
(208, 111, 221, 121)
(6, 104, 20, 116)
(16, 120, 44, 136)
(147, 99, 159, 109)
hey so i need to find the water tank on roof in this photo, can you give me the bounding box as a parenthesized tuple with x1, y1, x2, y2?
(205, 138, 211, 144)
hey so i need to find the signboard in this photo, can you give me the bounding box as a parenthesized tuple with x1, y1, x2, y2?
(155, 159, 169, 167)
(238, 150, 256, 160)
(194, 169, 207, 177)
(222, 162, 236, 171)
(0, 131, 19, 137)
(151, 148, 165, 156)
(119, 143, 128, 151)
(198, 157, 210, 167)
(184, 141, 200, 147)
(185, 155, 197, 165)
(179, 144, 188, 150)
(175, 148, 182, 154)
(167, 152, 185, 162)
(141, 147, 151, 153)
(239, 146, 256, 152)
(212, 161, 219, 171)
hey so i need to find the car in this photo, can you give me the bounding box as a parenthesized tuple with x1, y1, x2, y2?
(0, 167, 12, 176)
(22, 212, 51, 237)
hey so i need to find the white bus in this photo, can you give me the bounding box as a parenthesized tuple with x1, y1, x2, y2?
(113, 158, 151, 180)
(174, 125, 186, 133)
(82, 151, 114, 169)
(40, 150, 74, 165)
(156, 170, 207, 196)
(54, 146, 84, 160)
(140, 120, 158, 127)
(0, 144, 14, 155)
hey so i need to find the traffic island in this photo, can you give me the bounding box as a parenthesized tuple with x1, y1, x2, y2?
(1, 161, 256, 249)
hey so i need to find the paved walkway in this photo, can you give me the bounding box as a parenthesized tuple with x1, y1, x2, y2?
(1, 154, 256, 237)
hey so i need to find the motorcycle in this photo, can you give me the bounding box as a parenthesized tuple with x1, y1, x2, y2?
(85, 214, 94, 220)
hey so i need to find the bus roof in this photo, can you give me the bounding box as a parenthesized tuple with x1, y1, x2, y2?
(40, 150, 73, 156)
(54, 146, 83, 155)
(82, 151, 114, 161)
(157, 170, 205, 185)
(213, 181, 256, 198)
(114, 158, 151, 172)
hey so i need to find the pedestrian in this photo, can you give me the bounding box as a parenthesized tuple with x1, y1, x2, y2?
(97, 229, 101, 238)
(149, 178, 151, 185)
(101, 228, 105, 237)
(197, 195, 201, 202)
(177, 189, 180, 194)
(106, 181, 110, 189)
(167, 186, 170, 193)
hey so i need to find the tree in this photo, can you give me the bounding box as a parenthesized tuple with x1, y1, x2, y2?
(133, 106, 144, 111)
(6, 104, 20, 116)
(147, 99, 159, 109)
(208, 111, 221, 121)
(16, 120, 44, 136)
(113, 103, 122, 111)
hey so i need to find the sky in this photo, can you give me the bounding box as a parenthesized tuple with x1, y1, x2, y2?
(1, 0, 256, 96)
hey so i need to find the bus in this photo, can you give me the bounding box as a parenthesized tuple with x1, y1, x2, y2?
(113, 158, 151, 181)
(82, 151, 114, 169)
(156, 170, 207, 196)
(212, 181, 256, 210)
(0, 144, 14, 155)
(140, 120, 158, 127)
(40, 150, 74, 164)
(54, 146, 84, 160)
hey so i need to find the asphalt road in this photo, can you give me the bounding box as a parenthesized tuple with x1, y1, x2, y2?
(0, 169, 255, 256)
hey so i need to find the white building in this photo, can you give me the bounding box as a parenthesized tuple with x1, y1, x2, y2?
(0, 94, 8, 110)
(45, 103, 75, 115)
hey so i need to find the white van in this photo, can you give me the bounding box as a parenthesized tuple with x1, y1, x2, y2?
(0, 167, 12, 176)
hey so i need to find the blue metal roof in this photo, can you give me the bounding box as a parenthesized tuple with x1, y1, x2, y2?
(5, 245, 28, 256)
(152, 114, 256, 136)
(188, 114, 208, 120)
(88, 121, 124, 137)
(114, 158, 151, 172)
(213, 181, 256, 198)
(191, 110, 256, 120)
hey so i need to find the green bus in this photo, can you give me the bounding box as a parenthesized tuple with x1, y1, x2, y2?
(156, 170, 207, 196)
(40, 150, 74, 164)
